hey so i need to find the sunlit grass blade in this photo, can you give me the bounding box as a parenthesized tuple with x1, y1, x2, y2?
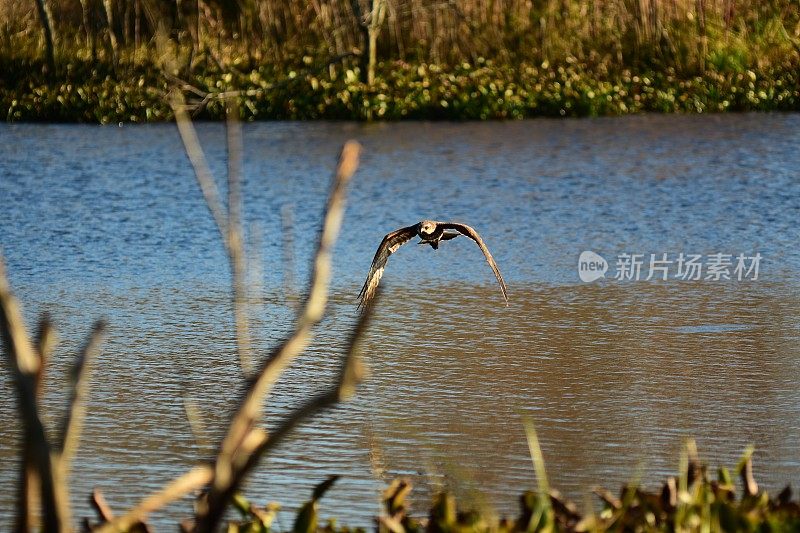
(522, 416, 553, 532)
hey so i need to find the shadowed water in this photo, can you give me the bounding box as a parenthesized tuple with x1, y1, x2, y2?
(0, 115, 799, 527)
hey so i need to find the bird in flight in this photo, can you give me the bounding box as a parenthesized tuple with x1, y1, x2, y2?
(358, 220, 508, 309)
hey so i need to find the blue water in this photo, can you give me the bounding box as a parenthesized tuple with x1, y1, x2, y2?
(1, 115, 799, 529)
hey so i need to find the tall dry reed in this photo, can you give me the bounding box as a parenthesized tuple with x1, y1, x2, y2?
(1, 0, 797, 73)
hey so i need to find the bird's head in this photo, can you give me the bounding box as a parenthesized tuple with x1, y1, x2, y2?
(419, 221, 436, 235)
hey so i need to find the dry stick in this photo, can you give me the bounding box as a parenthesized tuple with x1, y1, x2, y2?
(94, 465, 215, 533)
(281, 204, 297, 307)
(230, 295, 376, 491)
(48, 321, 106, 530)
(172, 93, 253, 374)
(59, 321, 106, 472)
(225, 98, 252, 374)
(0, 259, 39, 373)
(102, 0, 120, 67)
(196, 141, 362, 532)
(18, 314, 57, 530)
(0, 257, 63, 531)
(171, 93, 229, 245)
(91, 139, 362, 531)
(202, 288, 376, 533)
(91, 488, 115, 523)
(34, 313, 56, 397)
(32, 0, 56, 74)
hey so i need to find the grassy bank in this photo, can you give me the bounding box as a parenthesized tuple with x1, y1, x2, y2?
(178, 449, 800, 532)
(1, 0, 799, 121)
(2, 53, 799, 122)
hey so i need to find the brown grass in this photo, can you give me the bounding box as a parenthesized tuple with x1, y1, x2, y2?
(1, 0, 798, 73)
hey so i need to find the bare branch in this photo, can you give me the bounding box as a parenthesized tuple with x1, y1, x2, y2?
(200, 290, 376, 532)
(226, 98, 243, 274)
(59, 320, 106, 473)
(196, 141, 362, 531)
(52, 321, 106, 529)
(281, 205, 297, 307)
(34, 313, 56, 398)
(18, 314, 57, 530)
(94, 465, 214, 533)
(172, 92, 253, 374)
(170, 92, 229, 244)
(91, 488, 115, 523)
(0, 256, 63, 531)
(225, 98, 251, 374)
(236, 291, 377, 475)
(0, 259, 39, 375)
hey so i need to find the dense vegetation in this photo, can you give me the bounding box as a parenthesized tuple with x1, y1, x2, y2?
(201, 448, 800, 532)
(1, 0, 799, 121)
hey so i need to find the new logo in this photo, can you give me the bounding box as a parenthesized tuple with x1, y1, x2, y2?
(578, 251, 608, 282)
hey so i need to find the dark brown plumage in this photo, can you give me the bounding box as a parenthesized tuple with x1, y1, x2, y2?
(357, 220, 509, 309)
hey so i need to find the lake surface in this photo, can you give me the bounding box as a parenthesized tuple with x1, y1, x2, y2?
(1, 115, 799, 528)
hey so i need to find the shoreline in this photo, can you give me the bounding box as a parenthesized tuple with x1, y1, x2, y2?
(3, 58, 798, 123)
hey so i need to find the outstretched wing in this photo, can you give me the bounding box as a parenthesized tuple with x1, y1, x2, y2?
(439, 222, 509, 305)
(358, 225, 418, 309)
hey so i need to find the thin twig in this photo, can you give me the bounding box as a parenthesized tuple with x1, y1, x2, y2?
(172, 92, 253, 374)
(0, 256, 64, 531)
(225, 97, 251, 374)
(18, 313, 57, 530)
(281, 204, 297, 308)
(171, 92, 229, 244)
(250, 289, 375, 457)
(53, 320, 106, 530)
(94, 465, 214, 533)
(91, 488, 115, 523)
(59, 320, 106, 473)
(34, 313, 56, 398)
(196, 140, 362, 531)
(202, 288, 377, 532)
